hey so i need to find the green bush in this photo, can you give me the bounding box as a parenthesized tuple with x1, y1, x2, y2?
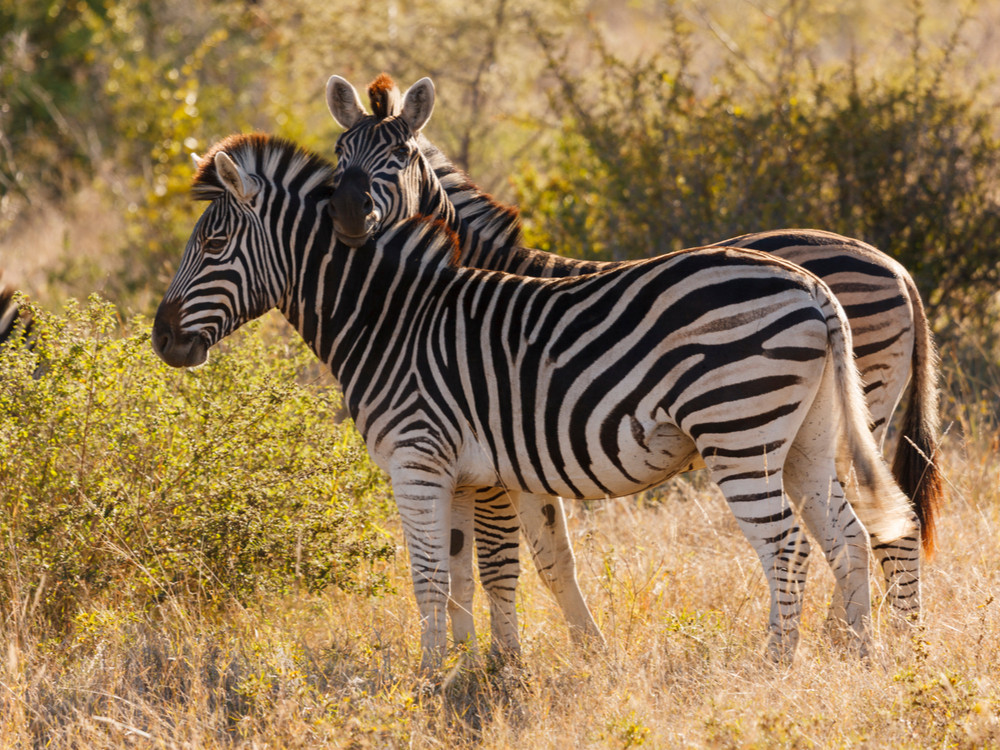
(514, 7, 1000, 326)
(0, 297, 394, 629)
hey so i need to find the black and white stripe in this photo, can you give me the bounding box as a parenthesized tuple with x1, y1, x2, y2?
(153, 135, 915, 668)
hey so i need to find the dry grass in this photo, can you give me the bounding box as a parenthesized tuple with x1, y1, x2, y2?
(1, 188, 126, 305)
(1, 426, 997, 749)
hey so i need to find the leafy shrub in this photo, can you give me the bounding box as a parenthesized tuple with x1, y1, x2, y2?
(0, 297, 394, 629)
(514, 7, 1000, 326)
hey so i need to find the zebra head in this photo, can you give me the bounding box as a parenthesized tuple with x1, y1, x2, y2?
(326, 73, 436, 247)
(153, 135, 325, 368)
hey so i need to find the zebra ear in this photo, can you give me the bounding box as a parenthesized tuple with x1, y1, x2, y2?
(190, 152, 202, 168)
(214, 151, 259, 202)
(326, 75, 368, 129)
(401, 77, 435, 133)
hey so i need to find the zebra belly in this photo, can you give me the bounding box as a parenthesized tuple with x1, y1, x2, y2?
(464, 420, 703, 500)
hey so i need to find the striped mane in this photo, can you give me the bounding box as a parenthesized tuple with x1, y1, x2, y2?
(399, 215, 465, 268)
(191, 133, 337, 201)
(418, 137, 525, 248)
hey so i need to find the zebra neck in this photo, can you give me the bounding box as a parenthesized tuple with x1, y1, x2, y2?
(421, 137, 608, 278)
(420, 137, 526, 271)
(415, 154, 462, 239)
(277, 208, 345, 370)
(285, 231, 456, 425)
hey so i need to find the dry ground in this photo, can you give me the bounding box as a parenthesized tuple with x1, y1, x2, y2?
(1, 429, 997, 749)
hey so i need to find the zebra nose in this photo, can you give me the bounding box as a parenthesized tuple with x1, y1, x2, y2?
(332, 166, 378, 246)
(151, 314, 174, 359)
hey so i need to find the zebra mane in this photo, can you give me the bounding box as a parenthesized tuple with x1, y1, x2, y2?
(191, 133, 337, 201)
(418, 136, 525, 249)
(390, 214, 464, 268)
(368, 73, 402, 120)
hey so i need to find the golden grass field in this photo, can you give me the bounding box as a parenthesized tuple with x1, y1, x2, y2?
(1, 390, 996, 748)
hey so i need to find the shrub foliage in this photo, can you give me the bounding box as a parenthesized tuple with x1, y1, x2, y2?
(514, 7, 1000, 327)
(0, 298, 394, 629)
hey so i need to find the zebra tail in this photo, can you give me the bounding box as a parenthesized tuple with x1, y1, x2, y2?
(890, 273, 943, 560)
(822, 286, 915, 545)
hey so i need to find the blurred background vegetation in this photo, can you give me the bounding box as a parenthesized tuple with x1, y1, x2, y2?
(2, 5, 999, 741)
(2, 0, 998, 322)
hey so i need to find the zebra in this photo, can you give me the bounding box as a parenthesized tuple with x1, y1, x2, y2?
(0, 274, 32, 347)
(324, 73, 939, 652)
(152, 133, 915, 669)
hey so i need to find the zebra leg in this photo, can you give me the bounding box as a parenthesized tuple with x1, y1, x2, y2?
(704, 458, 809, 664)
(853, 325, 922, 622)
(518, 493, 604, 648)
(472, 488, 523, 660)
(855, 357, 908, 454)
(781, 355, 878, 654)
(390, 463, 455, 672)
(784, 461, 873, 656)
(448, 489, 477, 651)
(872, 516, 921, 625)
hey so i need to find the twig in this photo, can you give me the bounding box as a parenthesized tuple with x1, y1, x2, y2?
(91, 715, 154, 741)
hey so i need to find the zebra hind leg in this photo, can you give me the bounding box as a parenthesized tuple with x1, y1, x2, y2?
(871, 515, 921, 627)
(853, 334, 921, 625)
(448, 489, 478, 652)
(704, 456, 810, 665)
(783, 453, 874, 657)
(471, 487, 523, 661)
(783, 352, 876, 657)
(518, 492, 605, 650)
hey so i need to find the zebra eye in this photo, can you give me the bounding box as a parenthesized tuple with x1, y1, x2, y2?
(204, 236, 229, 254)
(393, 143, 413, 160)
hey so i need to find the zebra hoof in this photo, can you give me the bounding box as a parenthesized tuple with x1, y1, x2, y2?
(764, 629, 800, 666)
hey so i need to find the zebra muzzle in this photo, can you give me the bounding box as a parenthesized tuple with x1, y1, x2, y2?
(331, 166, 380, 246)
(152, 301, 210, 368)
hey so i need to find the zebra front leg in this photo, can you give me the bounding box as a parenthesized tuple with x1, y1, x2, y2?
(448, 489, 478, 652)
(390, 463, 455, 673)
(519, 493, 605, 649)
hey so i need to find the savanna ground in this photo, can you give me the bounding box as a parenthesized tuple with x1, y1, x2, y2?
(3, 0, 1000, 746)
(3, 436, 1000, 749)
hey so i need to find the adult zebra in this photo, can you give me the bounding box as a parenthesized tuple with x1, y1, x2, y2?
(152, 133, 914, 668)
(325, 73, 940, 652)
